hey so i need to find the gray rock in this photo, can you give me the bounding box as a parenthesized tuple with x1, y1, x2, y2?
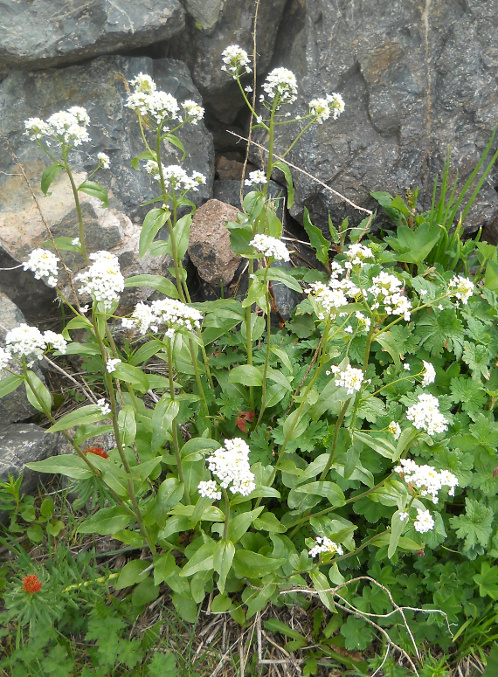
(265, 0, 498, 238)
(167, 0, 287, 122)
(0, 0, 185, 69)
(0, 424, 60, 497)
(0, 293, 47, 425)
(0, 55, 214, 311)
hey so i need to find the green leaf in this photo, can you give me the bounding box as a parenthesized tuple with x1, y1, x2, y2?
(309, 570, 335, 612)
(163, 132, 186, 160)
(385, 223, 440, 264)
(131, 150, 156, 171)
(125, 274, 179, 299)
(78, 180, 108, 207)
(0, 374, 24, 399)
(213, 540, 235, 594)
(264, 619, 307, 642)
(302, 207, 330, 267)
(473, 562, 498, 600)
(340, 616, 373, 651)
(274, 161, 294, 209)
(462, 341, 491, 380)
(114, 560, 150, 590)
(450, 497, 494, 551)
(482, 644, 498, 677)
(64, 341, 101, 356)
(139, 209, 169, 258)
(253, 512, 287, 533)
(353, 430, 396, 460)
(388, 510, 407, 559)
(171, 593, 198, 623)
(41, 163, 63, 195)
(114, 362, 149, 392)
(25, 454, 94, 480)
(255, 267, 303, 293)
(180, 540, 215, 577)
(232, 550, 286, 578)
(227, 507, 264, 544)
(484, 260, 498, 291)
(79, 506, 132, 535)
(228, 364, 263, 386)
(151, 397, 179, 452)
(27, 524, 44, 543)
(290, 481, 345, 508)
(154, 478, 185, 526)
(48, 404, 110, 432)
(25, 370, 51, 413)
(130, 457, 162, 484)
(118, 405, 136, 447)
(148, 652, 177, 677)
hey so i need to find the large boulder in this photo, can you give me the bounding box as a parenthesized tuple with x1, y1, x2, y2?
(266, 0, 498, 237)
(0, 0, 185, 69)
(0, 55, 214, 311)
(168, 0, 287, 122)
(0, 293, 47, 425)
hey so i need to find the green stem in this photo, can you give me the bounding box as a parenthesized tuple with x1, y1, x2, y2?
(256, 263, 272, 426)
(64, 159, 89, 265)
(187, 338, 209, 418)
(281, 119, 315, 160)
(222, 488, 231, 540)
(319, 398, 351, 481)
(166, 340, 185, 488)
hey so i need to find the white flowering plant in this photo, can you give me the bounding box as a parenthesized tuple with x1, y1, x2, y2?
(2, 54, 498, 666)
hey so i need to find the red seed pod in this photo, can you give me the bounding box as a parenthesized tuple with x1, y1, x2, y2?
(84, 446, 109, 459)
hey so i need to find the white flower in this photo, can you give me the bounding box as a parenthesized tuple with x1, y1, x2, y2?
(244, 85, 253, 93)
(398, 512, 409, 522)
(221, 45, 252, 78)
(106, 358, 121, 373)
(198, 480, 222, 501)
(332, 364, 364, 395)
(403, 363, 410, 371)
(413, 508, 435, 534)
(387, 421, 401, 440)
(406, 393, 448, 436)
(0, 346, 11, 371)
(122, 298, 203, 337)
(344, 326, 353, 334)
(262, 68, 298, 106)
(448, 275, 474, 305)
(355, 311, 371, 331)
(96, 398, 111, 416)
(309, 94, 345, 123)
(308, 536, 344, 558)
(78, 305, 89, 314)
(182, 99, 204, 123)
(421, 361, 436, 387)
(43, 330, 67, 355)
(97, 152, 110, 169)
(346, 243, 374, 267)
(365, 271, 412, 321)
(203, 438, 256, 497)
(249, 234, 289, 261)
(129, 73, 156, 94)
(25, 107, 90, 147)
(420, 289, 428, 296)
(244, 170, 267, 187)
(22, 248, 59, 288)
(144, 161, 206, 192)
(77, 251, 125, 309)
(71, 238, 81, 247)
(395, 458, 458, 503)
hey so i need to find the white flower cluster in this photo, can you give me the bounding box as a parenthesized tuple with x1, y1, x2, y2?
(367, 271, 412, 321)
(126, 73, 204, 127)
(308, 536, 344, 558)
(262, 68, 298, 106)
(77, 251, 125, 309)
(200, 438, 256, 498)
(22, 248, 59, 288)
(448, 275, 474, 305)
(249, 234, 290, 261)
(122, 297, 203, 337)
(345, 243, 374, 269)
(413, 508, 435, 534)
(106, 358, 121, 373)
(221, 45, 252, 78)
(421, 360, 436, 387)
(97, 398, 111, 416)
(395, 458, 458, 504)
(309, 93, 345, 123)
(244, 170, 267, 187)
(3, 324, 67, 367)
(387, 421, 401, 440)
(143, 161, 206, 192)
(197, 480, 222, 501)
(25, 106, 90, 147)
(181, 100, 204, 123)
(406, 393, 448, 436)
(355, 311, 371, 332)
(97, 152, 110, 169)
(329, 364, 364, 395)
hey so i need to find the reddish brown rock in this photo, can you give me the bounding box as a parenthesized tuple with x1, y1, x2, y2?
(188, 200, 240, 286)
